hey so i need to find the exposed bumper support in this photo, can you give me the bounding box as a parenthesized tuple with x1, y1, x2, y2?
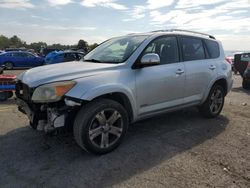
(16, 98, 69, 132)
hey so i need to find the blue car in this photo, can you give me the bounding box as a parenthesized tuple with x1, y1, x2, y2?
(0, 51, 44, 69)
(45, 51, 85, 65)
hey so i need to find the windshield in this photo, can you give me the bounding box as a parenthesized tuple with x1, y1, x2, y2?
(84, 35, 148, 63)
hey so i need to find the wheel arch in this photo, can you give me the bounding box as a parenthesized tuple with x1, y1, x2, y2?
(202, 77, 228, 103)
(213, 78, 227, 95)
(91, 92, 134, 123)
(4, 61, 14, 68)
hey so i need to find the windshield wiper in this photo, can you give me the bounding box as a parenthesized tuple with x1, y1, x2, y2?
(84, 58, 102, 63)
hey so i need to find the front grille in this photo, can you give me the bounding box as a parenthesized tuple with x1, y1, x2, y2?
(16, 81, 32, 102)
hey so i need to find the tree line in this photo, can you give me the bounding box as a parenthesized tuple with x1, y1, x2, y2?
(0, 34, 99, 52)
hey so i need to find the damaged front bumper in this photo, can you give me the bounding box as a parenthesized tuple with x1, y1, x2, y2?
(16, 97, 81, 132)
(15, 81, 82, 132)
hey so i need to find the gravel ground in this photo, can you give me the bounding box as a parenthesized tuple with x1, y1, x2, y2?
(0, 70, 249, 188)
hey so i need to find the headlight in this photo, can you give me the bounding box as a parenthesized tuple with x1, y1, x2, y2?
(32, 81, 76, 103)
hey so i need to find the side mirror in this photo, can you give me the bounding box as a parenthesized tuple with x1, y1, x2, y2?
(140, 53, 160, 67)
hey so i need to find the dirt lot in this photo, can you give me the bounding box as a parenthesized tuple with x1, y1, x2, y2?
(0, 70, 250, 188)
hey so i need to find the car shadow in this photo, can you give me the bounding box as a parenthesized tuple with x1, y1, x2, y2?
(231, 86, 250, 96)
(0, 108, 229, 188)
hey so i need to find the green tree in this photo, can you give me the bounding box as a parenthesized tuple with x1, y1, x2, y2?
(9, 35, 24, 47)
(30, 42, 47, 52)
(0, 35, 10, 49)
(77, 39, 88, 50)
(89, 43, 99, 50)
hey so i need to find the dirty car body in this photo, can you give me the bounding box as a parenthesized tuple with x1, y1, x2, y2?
(16, 30, 233, 154)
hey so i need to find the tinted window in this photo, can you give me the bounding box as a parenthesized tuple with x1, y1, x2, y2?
(64, 53, 77, 61)
(12, 53, 23, 57)
(181, 37, 205, 61)
(204, 40, 220, 58)
(77, 53, 84, 60)
(4, 53, 13, 57)
(13, 52, 32, 58)
(143, 36, 179, 64)
(20, 53, 29, 58)
(26, 53, 35, 58)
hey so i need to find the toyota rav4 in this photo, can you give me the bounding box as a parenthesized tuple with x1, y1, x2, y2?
(16, 29, 233, 154)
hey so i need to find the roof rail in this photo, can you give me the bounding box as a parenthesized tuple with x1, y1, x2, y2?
(151, 29, 216, 39)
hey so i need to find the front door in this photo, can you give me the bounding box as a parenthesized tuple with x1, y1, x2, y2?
(135, 36, 186, 115)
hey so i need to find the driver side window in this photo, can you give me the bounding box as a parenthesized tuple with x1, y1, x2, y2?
(143, 36, 179, 64)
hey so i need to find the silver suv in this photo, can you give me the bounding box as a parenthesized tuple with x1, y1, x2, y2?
(16, 29, 233, 154)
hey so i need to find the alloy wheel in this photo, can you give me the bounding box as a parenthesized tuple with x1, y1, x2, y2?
(209, 88, 223, 114)
(88, 109, 123, 149)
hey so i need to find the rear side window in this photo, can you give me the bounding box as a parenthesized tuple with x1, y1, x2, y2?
(204, 40, 220, 58)
(180, 37, 205, 61)
(4, 53, 13, 57)
(20, 53, 29, 58)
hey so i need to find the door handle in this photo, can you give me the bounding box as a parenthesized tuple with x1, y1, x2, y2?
(176, 69, 184, 75)
(209, 65, 216, 70)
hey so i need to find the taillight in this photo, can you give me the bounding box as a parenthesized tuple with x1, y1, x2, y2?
(225, 57, 232, 64)
(248, 62, 250, 67)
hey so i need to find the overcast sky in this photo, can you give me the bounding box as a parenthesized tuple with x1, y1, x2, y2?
(0, 0, 249, 50)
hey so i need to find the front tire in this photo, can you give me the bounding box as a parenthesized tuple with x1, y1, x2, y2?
(199, 85, 225, 118)
(73, 99, 129, 155)
(4, 62, 13, 70)
(7, 91, 13, 98)
(242, 79, 250, 89)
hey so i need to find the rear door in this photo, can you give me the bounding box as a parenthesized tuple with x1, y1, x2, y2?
(25, 53, 38, 67)
(135, 36, 185, 115)
(179, 37, 218, 103)
(12, 52, 27, 67)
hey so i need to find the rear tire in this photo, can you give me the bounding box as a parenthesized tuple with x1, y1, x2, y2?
(199, 85, 225, 118)
(242, 79, 250, 89)
(73, 99, 129, 155)
(4, 62, 13, 70)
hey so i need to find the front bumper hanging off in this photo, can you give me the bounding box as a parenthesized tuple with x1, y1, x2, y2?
(15, 81, 82, 132)
(16, 98, 67, 132)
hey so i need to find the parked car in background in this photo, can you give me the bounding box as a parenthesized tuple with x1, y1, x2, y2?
(234, 52, 250, 89)
(44, 51, 85, 65)
(16, 29, 233, 154)
(0, 65, 16, 101)
(0, 51, 44, 69)
(5, 48, 27, 52)
(40, 48, 61, 57)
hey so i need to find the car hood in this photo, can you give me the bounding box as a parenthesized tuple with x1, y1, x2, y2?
(19, 61, 122, 87)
